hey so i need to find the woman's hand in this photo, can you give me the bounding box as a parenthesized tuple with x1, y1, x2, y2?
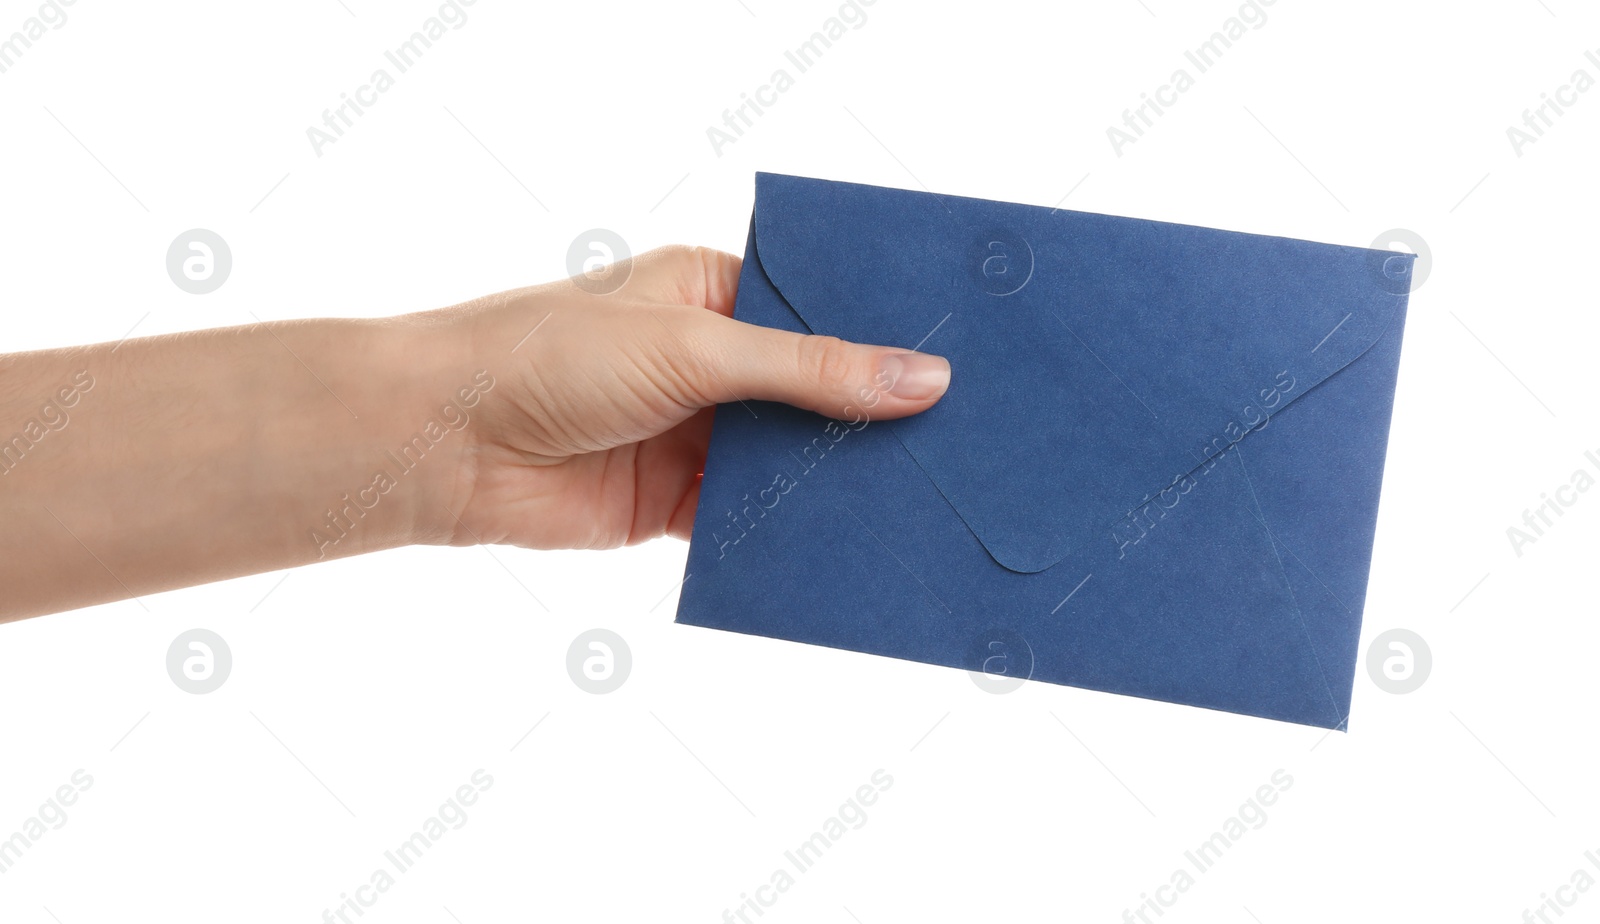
(428, 245, 951, 551)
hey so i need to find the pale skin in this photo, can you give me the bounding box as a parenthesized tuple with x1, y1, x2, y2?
(0, 246, 951, 622)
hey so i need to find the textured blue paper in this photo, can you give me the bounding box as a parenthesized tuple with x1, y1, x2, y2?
(675, 172, 1413, 730)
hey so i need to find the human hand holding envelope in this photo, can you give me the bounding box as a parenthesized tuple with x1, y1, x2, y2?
(676, 172, 1415, 730)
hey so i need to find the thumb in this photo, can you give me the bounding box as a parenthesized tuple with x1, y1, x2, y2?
(662, 307, 951, 421)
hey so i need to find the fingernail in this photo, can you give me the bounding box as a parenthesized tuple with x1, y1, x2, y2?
(881, 352, 951, 401)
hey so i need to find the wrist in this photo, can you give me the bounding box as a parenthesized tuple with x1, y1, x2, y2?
(363, 308, 497, 549)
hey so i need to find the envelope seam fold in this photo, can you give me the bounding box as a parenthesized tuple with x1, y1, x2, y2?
(1232, 445, 1345, 728)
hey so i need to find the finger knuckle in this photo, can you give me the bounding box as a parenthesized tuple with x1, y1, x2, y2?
(801, 335, 855, 391)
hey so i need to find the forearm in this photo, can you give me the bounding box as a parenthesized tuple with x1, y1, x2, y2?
(0, 315, 476, 621)
(0, 246, 950, 622)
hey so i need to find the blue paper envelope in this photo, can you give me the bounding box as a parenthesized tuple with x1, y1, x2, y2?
(675, 172, 1413, 730)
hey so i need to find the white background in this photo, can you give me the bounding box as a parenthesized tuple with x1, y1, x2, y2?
(1, 1, 1597, 921)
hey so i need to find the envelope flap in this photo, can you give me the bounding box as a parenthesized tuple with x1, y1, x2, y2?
(751, 172, 1412, 573)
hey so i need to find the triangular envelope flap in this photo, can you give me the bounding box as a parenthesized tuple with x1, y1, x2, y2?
(752, 172, 1409, 573)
